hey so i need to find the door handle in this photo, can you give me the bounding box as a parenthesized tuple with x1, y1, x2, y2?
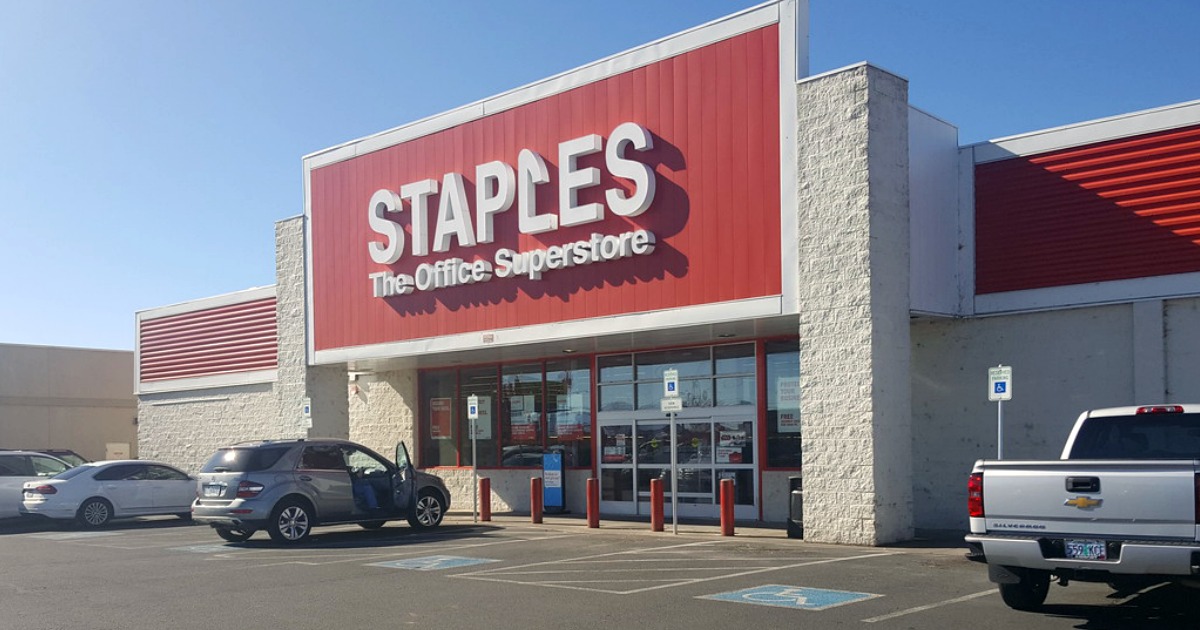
(299, 475, 313, 482)
(1065, 477, 1100, 493)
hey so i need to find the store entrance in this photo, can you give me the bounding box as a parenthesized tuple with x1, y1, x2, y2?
(597, 407, 757, 520)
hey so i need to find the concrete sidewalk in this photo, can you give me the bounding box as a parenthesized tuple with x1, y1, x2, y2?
(444, 510, 968, 554)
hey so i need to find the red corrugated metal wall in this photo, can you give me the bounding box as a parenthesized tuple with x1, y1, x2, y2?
(309, 25, 782, 352)
(139, 297, 278, 382)
(976, 124, 1200, 294)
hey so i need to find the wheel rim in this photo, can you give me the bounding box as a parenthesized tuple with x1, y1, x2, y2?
(83, 501, 109, 526)
(277, 506, 310, 540)
(415, 495, 442, 526)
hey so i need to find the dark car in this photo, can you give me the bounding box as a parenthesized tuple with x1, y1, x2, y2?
(191, 439, 450, 544)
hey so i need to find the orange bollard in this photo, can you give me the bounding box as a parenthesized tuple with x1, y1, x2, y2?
(531, 477, 544, 524)
(720, 478, 735, 536)
(586, 478, 600, 528)
(480, 477, 491, 522)
(650, 478, 664, 532)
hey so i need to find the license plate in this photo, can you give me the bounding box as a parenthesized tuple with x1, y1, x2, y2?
(1064, 539, 1107, 560)
(203, 484, 224, 498)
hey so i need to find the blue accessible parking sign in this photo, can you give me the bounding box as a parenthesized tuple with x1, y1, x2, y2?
(699, 584, 880, 611)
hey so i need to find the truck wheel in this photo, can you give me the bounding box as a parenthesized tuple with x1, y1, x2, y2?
(999, 570, 1050, 611)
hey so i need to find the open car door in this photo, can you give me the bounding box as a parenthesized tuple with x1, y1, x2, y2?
(392, 442, 415, 512)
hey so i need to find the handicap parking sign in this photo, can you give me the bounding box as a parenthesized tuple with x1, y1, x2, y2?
(700, 584, 880, 611)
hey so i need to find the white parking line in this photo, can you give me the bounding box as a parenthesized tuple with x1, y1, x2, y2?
(860, 589, 995, 623)
(454, 539, 902, 595)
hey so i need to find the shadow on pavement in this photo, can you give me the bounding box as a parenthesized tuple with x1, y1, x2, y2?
(1039, 583, 1200, 629)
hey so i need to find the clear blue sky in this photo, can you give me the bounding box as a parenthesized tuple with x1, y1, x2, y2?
(2, 0, 1197, 351)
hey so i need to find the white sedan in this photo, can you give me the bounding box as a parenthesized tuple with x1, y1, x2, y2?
(21, 460, 197, 527)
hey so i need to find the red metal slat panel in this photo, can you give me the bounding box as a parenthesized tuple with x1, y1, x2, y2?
(139, 297, 278, 382)
(976, 124, 1200, 295)
(309, 25, 783, 352)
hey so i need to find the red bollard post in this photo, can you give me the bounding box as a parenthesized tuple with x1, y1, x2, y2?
(480, 477, 491, 522)
(586, 478, 600, 528)
(531, 477, 544, 524)
(649, 478, 664, 532)
(720, 478, 735, 536)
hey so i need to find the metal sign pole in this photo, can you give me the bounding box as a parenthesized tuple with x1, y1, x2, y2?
(997, 400, 1003, 460)
(472, 420, 478, 523)
(669, 410, 678, 535)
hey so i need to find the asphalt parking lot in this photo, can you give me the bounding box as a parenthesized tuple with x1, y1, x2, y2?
(1, 513, 1197, 630)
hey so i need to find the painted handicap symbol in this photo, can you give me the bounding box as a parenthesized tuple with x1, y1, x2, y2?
(368, 555, 498, 571)
(743, 587, 810, 605)
(701, 584, 880, 611)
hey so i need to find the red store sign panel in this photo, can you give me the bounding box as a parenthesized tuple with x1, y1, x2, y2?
(306, 11, 793, 360)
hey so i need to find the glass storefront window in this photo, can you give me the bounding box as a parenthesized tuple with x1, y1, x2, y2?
(501, 364, 543, 466)
(420, 359, 593, 469)
(546, 358, 592, 467)
(419, 370, 457, 467)
(766, 340, 801, 468)
(635, 347, 710, 381)
(714, 343, 755, 375)
(598, 354, 633, 382)
(459, 367, 498, 467)
(599, 383, 634, 411)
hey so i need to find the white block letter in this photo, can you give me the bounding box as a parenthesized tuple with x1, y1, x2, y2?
(518, 149, 556, 234)
(559, 133, 604, 227)
(606, 122, 656, 217)
(367, 189, 405, 264)
(400, 179, 438, 257)
(475, 160, 515, 243)
(432, 173, 476, 253)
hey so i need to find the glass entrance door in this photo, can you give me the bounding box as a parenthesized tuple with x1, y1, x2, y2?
(597, 410, 757, 519)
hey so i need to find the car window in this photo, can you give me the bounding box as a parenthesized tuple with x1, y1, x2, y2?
(201, 447, 290, 473)
(299, 445, 346, 470)
(30, 455, 71, 477)
(343, 446, 388, 475)
(53, 465, 95, 480)
(0, 456, 31, 476)
(144, 465, 190, 481)
(94, 464, 143, 481)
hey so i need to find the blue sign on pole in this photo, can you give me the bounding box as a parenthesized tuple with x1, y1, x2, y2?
(543, 452, 564, 512)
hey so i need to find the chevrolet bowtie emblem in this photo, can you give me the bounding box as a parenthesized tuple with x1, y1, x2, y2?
(1064, 496, 1102, 509)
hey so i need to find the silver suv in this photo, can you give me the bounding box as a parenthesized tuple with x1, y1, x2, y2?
(191, 439, 450, 544)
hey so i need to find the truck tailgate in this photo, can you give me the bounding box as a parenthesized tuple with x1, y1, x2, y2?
(982, 460, 1198, 539)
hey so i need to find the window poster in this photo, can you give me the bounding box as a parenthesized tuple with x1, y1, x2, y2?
(510, 394, 539, 442)
(469, 396, 492, 440)
(430, 398, 453, 440)
(553, 394, 587, 440)
(717, 429, 747, 464)
(776, 376, 801, 433)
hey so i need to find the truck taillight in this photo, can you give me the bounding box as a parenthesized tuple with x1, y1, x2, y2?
(968, 473, 984, 518)
(236, 481, 264, 498)
(1136, 405, 1184, 414)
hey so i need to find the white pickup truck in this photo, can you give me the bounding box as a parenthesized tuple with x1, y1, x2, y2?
(964, 404, 1200, 610)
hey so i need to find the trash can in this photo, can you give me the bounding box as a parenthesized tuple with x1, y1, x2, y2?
(787, 476, 803, 539)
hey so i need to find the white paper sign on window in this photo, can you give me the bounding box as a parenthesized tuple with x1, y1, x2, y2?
(776, 376, 801, 434)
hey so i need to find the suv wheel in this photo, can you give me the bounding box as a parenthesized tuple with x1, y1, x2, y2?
(407, 490, 445, 529)
(268, 499, 313, 544)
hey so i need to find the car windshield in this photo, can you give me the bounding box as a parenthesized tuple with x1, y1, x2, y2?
(51, 453, 87, 467)
(52, 465, 96, 480)
(201, 447, 290, 473)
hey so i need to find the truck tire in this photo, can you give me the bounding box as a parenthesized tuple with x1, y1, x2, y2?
(998, 569, 1050, 611)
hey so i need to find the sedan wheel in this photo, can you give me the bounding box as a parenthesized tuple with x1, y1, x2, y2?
(407, 491, 445, 529)
(268, 500, 312, 543)
(77, 498, 113, 528)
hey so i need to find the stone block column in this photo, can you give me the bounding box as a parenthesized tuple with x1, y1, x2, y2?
(795, 64, 914, 545)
